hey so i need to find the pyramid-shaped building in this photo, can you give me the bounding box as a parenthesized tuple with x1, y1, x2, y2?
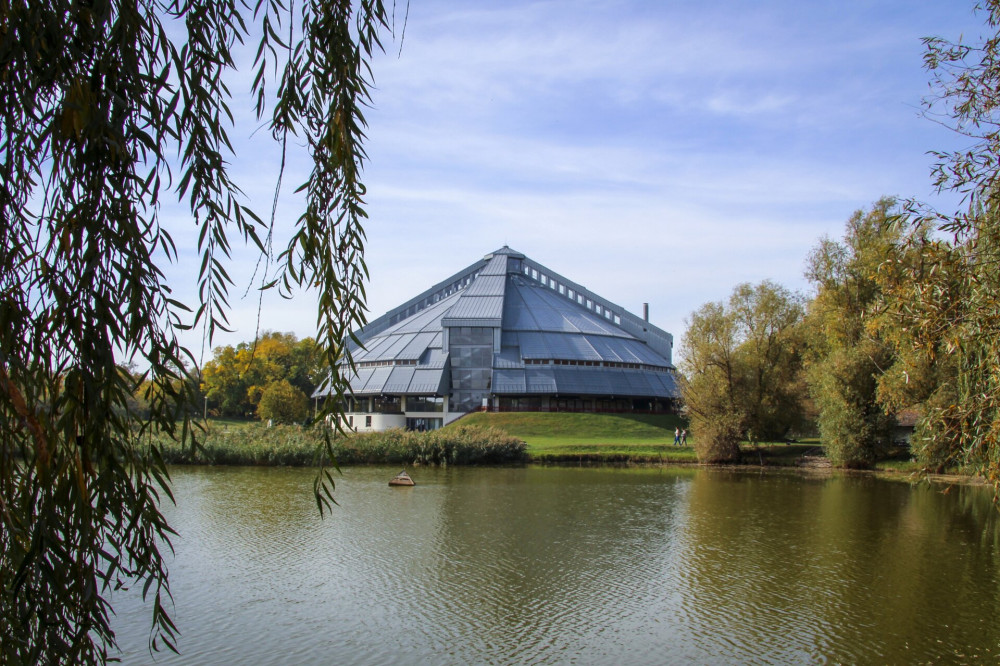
(318, 247, 679, 432)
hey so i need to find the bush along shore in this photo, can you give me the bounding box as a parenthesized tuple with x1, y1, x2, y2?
(155, 423, 528, 466)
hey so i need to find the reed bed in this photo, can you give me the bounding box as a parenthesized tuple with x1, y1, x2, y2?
(155, 423, 527, 466)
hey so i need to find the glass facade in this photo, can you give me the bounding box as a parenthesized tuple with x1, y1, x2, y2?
(373, 395, 401, 413)
(448, 326, 494, 413)
(405, 417, 443, 431)
(406, 396, 444, 413)
(345, 396, 371, 413)
(496, 396, 671, 413)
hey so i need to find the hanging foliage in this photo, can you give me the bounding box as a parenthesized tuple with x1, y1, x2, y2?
(0, 0, 391, 661)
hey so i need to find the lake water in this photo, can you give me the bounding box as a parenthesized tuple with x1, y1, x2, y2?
(110, 465, 1000, 664)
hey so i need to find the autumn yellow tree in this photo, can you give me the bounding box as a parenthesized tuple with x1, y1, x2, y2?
(200, 331, 321, 418)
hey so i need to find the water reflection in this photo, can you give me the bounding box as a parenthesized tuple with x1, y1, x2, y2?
(679, 470, 1000, 663)
(110, 466, 1000, 664)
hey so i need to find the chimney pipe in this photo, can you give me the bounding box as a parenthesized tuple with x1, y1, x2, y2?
(643, 303, 649, 322)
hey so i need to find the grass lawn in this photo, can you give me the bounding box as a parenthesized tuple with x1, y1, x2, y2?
(453, 413, 829, 464)
(456, 412, 697, 461)
(202, 417, 254, 430)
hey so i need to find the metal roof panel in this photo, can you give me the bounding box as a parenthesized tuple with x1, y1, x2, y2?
(408, 367, 449, 395)
(525, 367, 557, 393)
(384, 365, 417, 393)
(344, 366, 375, 394)
(517, 332, 552, 359)
(421, 349, 449, 369)
(494, 348, 523, 369)
(479, 253, 509, 276)
(397, 331, 438, 360)
(465, 274, 506, 296)
(359, 366, 393, 394)
(444, 295, 504, 321)
(371, 334, 413, 361)
(492, 368, 526, 393)
(352, 335, 391, 363)
(381, 291, 463, 335)
(582, 336, 623, 363)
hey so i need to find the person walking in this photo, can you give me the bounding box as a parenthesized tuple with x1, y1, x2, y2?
(681, 429, 687, 446)
(674, 428, 681, 446)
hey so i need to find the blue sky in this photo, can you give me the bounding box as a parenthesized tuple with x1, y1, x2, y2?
(165, 0, 983, 364)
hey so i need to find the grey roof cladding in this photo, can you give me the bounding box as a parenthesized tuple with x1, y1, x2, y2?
(464, 274, 506, 296)
(384, 365, 417, 393)
(320, 246, 678, 401)
(439, 253, 508, 328)
(408, 367, 449, 394)
(344, 361, 450, 396)
(398, 331, 437, 360)
(441, 295, 504, 322)
(492, 368, 527, 393)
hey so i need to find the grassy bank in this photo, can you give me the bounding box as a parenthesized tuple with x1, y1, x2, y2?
(156, 423, 527, 466)
(158, 413, 939, 473)
(457, 412, 699, 462)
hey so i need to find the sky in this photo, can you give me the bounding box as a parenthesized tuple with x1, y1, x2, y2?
(162, 0, 985, 365)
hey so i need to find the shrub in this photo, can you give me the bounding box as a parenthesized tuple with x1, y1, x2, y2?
(690, 409, 743, 464)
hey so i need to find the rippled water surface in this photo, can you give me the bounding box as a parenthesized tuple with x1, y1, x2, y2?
(111, 466, 1000, 664)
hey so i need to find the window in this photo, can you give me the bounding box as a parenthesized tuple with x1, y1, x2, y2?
(365, 415, 372, 428)
(407, 396, 444, 412)
(406, 417, 443, 431)
(373, 395, 401, 413)
(559, 285, 565, 295)
(450, 326, 492, 345)
(531, 269, 538, 280)
(614, 315, 621, 325)
(586, 299, 593, 309)
(568, 289, 574, 299)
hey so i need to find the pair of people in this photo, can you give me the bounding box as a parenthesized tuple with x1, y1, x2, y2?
(673, 428, 687, 446)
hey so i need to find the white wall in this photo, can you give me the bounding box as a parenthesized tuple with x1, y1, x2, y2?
(338, 412, 406, 433)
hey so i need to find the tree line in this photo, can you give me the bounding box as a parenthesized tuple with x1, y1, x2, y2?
(680, 191, 1000, 482)
(124, 331, 322, 424)
(681, 0, 1000, 482)
(680, 5, 1000, 489)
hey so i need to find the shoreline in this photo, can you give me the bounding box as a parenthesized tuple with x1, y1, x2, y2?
(162, 451, 988, 488)
(154, 422, 988, 488)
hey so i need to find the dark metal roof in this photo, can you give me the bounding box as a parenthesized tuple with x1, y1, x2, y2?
(317, 246, 679, 401)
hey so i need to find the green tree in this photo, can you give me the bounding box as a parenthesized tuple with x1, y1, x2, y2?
(869, 214, 963, 472)
(257, 379, 310, 423)
(0, 2, 390, 662)
(883, 1, 1000, 485)
(680, 281, 806, 463)
(804, 199, 900, 468)
(876, 203, 1000, 475)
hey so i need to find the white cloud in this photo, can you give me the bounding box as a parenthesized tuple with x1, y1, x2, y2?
(158, 0, 986, 361)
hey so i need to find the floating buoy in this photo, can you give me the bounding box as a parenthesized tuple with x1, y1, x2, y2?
(389, 470, 415, 486)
